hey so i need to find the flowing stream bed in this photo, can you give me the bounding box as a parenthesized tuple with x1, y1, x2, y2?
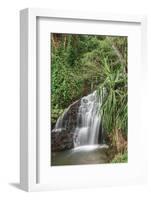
(51, 144, 109, 166)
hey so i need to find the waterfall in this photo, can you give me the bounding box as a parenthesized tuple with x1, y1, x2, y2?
(53, 90, 102, 148)
(74, 91, 101, 147)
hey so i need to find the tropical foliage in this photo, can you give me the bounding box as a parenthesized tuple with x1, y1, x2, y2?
(51, 33, 128, 161)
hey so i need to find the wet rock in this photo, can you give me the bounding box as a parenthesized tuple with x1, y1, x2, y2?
(51, 132, 74, 152)
(51, 100, 81, 152)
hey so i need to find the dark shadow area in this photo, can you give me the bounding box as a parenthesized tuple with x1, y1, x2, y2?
(9, 183, 24, 191)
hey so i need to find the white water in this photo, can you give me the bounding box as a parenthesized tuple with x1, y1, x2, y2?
(73, 144, 109, 152)
(54, 100, 79, 131)
(53, 90, 103, 148)
(74, 91, 102, 147)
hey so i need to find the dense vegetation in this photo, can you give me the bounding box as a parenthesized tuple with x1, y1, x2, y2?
(51, 33, 128, 162)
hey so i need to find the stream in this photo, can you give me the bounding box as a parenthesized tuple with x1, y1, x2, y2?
(52, 91, 109, 166)
(52, 144, 109, 166)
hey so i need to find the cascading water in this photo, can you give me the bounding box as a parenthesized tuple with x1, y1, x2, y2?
(51, 90, 109, 166)
(53, 90, 103, 148)
(74, 91, 101, 147)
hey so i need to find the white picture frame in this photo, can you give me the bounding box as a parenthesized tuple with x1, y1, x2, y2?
(20, 8, 147, 192)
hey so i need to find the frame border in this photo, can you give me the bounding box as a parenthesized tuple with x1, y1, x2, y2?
(20, 8, 147, 191)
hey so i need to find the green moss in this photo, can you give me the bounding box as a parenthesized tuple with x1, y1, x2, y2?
(111, 151, 128, 163)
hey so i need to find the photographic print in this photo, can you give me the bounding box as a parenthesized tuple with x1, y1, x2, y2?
(51, 33, 128, 166)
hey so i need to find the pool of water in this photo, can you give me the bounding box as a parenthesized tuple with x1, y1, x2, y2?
(51, 144, 109, 166)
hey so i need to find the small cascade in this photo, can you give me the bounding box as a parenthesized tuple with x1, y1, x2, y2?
(52, 90, 103, 149)
(54, 100, 80, 132)
(74, 91, 102, 147)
